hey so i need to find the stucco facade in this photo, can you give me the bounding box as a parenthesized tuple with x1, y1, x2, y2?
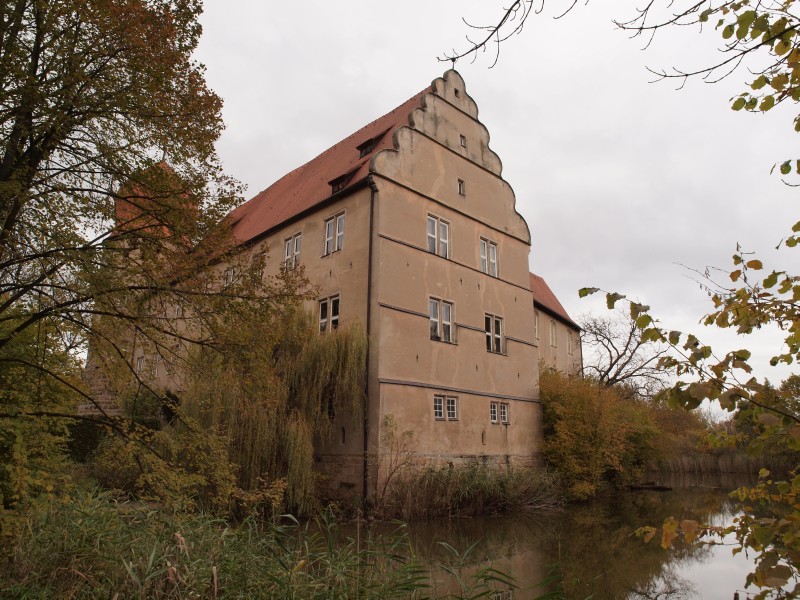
(84, 70, 584, 502)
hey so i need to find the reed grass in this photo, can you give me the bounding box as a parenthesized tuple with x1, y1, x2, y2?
(375, 463, 563, 521)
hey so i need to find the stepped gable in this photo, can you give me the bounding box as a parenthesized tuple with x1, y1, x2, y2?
(228, 88, 430, 245)
(530, 272, 579, 329)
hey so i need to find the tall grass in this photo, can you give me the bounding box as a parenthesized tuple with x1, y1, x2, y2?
(1, 488, 425, 599)
(375, 463, 562, 521)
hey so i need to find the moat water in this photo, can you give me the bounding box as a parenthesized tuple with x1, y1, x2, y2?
(394, 473, 761, 599)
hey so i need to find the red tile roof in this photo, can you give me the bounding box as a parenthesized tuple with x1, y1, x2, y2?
(227, 88, 430, 244)
(530, 272, 579, 330)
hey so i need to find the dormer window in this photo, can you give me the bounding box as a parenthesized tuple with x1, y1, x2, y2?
(329, 170, 356, 195)
(357, 132, 386, 158)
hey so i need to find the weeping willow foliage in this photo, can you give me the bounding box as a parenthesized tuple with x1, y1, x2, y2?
(182, 307, 367, 516)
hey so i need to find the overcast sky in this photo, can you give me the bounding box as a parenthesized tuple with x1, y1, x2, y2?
(194, 1, 797, 386)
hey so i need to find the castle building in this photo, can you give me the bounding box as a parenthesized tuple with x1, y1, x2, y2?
(89, 70, 582, 501)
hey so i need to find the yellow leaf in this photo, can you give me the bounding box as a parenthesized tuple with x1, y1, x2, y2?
(681, 519, 700, 544)
(661, 517, 679, 549)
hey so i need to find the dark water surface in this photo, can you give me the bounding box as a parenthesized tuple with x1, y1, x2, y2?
(398, 474, 756, 599)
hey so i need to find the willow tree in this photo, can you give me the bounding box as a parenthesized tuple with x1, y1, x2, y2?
(176, 307, 368, 516)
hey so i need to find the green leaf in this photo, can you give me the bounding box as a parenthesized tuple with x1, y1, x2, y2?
(751, 74, 769, 90)
(578, 287, 600, 298)
(722, 24, 735, 39)
(763, 271, 779, 288)
(732, 97, 747, 111)
(734, 349, 752, 361)
(760, 95, 776, 111)
(668, 330, 681, 345)
(764, 565, 792, 588)
(793, 221, 800, 233)
(606, 292, 625, 309)
(780, 160, 792, 175)
(635, 314, 653, 329)
(641, 327, 663, 343)
(730, 269, 742, 282)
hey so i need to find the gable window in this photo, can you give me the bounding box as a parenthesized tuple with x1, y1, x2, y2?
(427, 215, 449, 258)
(329, 171, 356, 194)
(284, 233, 301, 269)
(534, 310, 540, 340)
(319, 295, 340, 332)
(550, 320, 557, 347)
(485, 314, 504, 354)
(459, 134, 467, 148)
(457, 179, 466, 196)
(480, 238, 498, 277)
(429, 297, 454, 343)
(324, 213, 345, 255)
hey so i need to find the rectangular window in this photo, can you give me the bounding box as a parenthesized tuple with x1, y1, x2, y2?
(485, 314, 503, 354)
(135, 356, 144, 372)
(500, 402, 509, 424)
(534, 310, 540, 340)
(480, 238, 498, 277)
(223, 267, 235, 288)
(434, 395, 458, 421)
(446, 396, 458, 420)
(319, 295, 340, 332)
(152, 354, 161, 377)
(550, 320, 557, 347)
(323, 213, 345, 255)
(459, 134, 467, 148)
(434, 396, 444, 420)
(429, 298, 454, 342)
(457, 178, 466, 196)
(283, 233, 301, 268)
(568, 332, 574, 355)
(490, 401, 498, 423)
(427, 215, 449, 258)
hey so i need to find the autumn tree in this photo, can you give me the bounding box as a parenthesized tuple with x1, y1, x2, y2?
(0, 0, 293, 417)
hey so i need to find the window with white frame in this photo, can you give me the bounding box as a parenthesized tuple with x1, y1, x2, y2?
(550, 320, 557, 347)
(480, 238, 498, 277)
(152, 354, 161, 377)
(490, 401, 509, 424)
(534, 310, 540, 340)
(323, 213, 345, 255)
(223, 267, 235, 288)
(135, 356, 144, 372)
(429, 297, 454, 343)
(427, 215, 450, 258)
(485, 314, 503, 354)
(283, 233, 301, 268)
(500, 402, 509, 424)
(434, 396, 444, 420)
(319, 295, 340, 332)
(446, 396, 458, 420)
(434, 395, 458, 421)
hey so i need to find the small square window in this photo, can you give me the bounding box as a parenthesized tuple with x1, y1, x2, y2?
(457, 179, 466, 196)
(454, 88, 461, 98)
(459, 134, 467, 148)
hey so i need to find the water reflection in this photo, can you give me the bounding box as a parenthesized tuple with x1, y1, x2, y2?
(396, 475, 754, 599)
